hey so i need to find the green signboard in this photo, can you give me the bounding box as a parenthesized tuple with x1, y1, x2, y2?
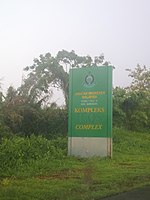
(68, 66, 112, 138)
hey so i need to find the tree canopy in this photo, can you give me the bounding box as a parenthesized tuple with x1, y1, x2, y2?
(0, 52, 149, 139)
(22, 50, 109, 106)
(113, 65, 150, 131)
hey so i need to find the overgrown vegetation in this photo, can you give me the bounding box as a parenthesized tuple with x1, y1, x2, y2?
(0, 51, 150, 137)
(0, 128, 149, 199)
(113, 65, 150, 132)
(0, 136, 67, 177)
(0, 50, 149, 199)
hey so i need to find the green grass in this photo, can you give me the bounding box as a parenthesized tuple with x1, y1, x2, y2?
(0, 128, 150, 200)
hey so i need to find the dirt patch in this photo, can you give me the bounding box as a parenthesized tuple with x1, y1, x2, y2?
(36, 169, 83, 180)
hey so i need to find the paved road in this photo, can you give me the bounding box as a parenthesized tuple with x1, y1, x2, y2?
(101, 186, 150, 200)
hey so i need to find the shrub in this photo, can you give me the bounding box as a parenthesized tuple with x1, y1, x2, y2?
(0, 123, 13, 141)
(0, 135, 67, 175)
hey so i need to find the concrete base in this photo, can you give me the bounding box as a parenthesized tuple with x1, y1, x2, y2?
(68, 137, 112, 158)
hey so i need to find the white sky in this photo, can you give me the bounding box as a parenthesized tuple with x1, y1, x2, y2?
(0, 0, 150, 104)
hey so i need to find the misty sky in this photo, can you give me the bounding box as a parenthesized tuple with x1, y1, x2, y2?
(0, 0, 150, 104)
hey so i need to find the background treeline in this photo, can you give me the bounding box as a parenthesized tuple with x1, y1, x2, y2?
(113, 65, 150, 132)
(0, 90, 67, 139)
(0, 50, 149, 139)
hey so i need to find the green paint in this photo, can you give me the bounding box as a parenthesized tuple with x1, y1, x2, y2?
(68, 66, 113, 138)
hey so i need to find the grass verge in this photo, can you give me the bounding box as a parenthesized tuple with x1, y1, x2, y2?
(0, 128, 150, 200)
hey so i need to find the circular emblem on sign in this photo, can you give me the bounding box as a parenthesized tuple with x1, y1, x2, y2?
(85, 74, 94, 85)
(84, 72, 95, 87)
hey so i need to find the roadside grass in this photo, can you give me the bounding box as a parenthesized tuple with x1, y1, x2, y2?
(0, 128, 150, 200)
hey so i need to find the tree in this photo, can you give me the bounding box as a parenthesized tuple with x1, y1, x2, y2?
(0, 51, 110, 137)
(113, 87, 126, 127)
(22, 50, 109, 107)
(0, 85, 14, 139)
(0, 80, 4, 104)
(127, 64, 150, 91)
(0, 79, 68, 138)
(112, 65, 150, 131)
(124, 65, 150, 131)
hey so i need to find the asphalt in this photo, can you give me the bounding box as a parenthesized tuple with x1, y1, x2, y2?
(101, 186, 150, 200)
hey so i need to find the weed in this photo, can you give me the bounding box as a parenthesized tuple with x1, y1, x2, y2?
(0, 128, 149, 199)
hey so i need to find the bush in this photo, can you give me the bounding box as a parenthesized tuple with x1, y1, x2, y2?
(0, 135, 67, 175)
(40, 108, 68, 139)
(0, 123, 13, 141)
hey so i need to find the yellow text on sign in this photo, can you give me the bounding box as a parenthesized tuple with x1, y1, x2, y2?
(74, 107, 104, 113)
(75, 124, 103, 130)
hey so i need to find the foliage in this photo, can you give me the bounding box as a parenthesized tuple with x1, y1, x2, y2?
(22, 50, 109, 106)
(0, 50, 108, 137)
(0, 56, 150, 136)
(113, 65, 150, 131)
(125, 65, 150, 131)
(127, 64, 150, 92)
(0, 128, 149, 200)
(0, 135, 67, 176)
(0, 124, 12, 141)
(113, 87, 126, 127)
(0, 86, 67, 138)
(40, 107, 68, 139)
